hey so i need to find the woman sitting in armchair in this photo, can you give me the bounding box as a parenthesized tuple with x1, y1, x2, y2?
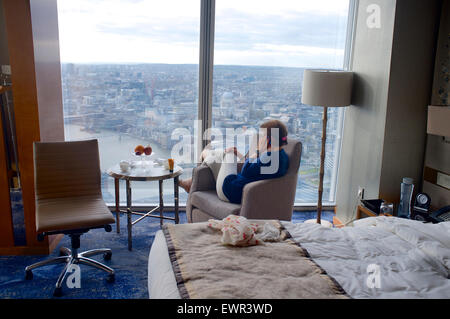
(179, 119, 290, 204)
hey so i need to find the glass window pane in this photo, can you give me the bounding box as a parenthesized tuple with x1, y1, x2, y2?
(57, 0, 200, 205)
(213, 0, 351, 204)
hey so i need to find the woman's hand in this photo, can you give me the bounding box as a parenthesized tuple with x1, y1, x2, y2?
(224, 146, 237, 154)
(225, 147, 244, 160)
(248, 152, 258, 159)
(258, 134, 268, 153)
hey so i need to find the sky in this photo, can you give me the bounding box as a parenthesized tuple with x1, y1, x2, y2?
(57, 0, 350, 69)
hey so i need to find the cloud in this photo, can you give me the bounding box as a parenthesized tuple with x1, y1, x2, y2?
(57, 0, 350, 68)
(214, 9, 348, 49)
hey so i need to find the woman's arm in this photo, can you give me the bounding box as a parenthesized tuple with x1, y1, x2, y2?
(225, 147, 245, 161)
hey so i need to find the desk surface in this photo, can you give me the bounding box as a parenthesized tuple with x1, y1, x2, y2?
(357, 205, 393, 218)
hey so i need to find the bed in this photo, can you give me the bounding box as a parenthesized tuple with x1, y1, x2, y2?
(148, 216, 450, 299)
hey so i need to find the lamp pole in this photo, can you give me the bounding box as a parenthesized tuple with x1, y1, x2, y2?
(317, 106, 328, 224)
(301, 69, 353, 227)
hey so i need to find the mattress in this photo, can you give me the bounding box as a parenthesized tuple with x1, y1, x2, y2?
(148, 230, 181, 299)
(148, 216, 450, 299)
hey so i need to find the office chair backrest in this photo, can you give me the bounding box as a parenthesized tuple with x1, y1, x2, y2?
(34, 139, 102, 200)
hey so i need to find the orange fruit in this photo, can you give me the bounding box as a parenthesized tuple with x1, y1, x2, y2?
(134, 145, 145, 155)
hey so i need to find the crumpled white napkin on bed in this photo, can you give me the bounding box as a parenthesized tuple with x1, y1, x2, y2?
(207, 215, 281, 247)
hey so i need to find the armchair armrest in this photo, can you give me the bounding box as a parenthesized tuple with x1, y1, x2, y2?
(239, 175, 296, 221)
(190, 165, 216, 193)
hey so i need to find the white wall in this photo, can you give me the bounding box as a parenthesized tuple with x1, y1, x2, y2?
(336, 0, 397, 221)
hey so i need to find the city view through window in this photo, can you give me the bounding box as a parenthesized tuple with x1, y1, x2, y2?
(57, 0, 351, 206)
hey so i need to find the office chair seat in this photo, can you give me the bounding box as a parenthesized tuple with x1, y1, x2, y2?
(36, 195, 115, 233)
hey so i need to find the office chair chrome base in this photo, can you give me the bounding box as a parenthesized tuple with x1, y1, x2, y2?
(25, 247, 114, 297)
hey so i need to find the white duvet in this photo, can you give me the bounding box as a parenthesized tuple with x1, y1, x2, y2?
(148, 217, 450, 299)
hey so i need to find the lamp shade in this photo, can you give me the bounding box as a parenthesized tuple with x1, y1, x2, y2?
(302, 69, 353, 107)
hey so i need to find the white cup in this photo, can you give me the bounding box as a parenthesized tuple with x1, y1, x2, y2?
(155, 158, 171, 169)
(119, 160, 130, 172)
(163, 160, 171, 170)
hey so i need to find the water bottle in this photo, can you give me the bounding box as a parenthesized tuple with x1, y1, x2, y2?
(397, 177, 414, 218)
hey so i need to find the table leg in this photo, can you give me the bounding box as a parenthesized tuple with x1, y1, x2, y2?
(159, 180, 164, 227)
(174, 176, 179, 224)
(126, 179, 132, 251)
(114, 178, 120, 233)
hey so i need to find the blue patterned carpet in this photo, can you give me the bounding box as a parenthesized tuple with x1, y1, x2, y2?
(0, 210, 334, 299)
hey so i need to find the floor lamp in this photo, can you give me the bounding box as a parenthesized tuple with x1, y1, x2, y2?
(301, 69, 353, 227)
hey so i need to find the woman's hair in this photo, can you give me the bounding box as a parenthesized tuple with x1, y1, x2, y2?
(259, 119, 288, 147)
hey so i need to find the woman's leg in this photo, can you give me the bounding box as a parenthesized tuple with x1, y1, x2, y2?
(216, 152, 239, 202)
(179, 145, 233, 194)
(179, 146, 214, 193)
(178, 178, 192, 193)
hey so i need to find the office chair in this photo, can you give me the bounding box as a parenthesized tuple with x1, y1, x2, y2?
(25, 139, 116, 297)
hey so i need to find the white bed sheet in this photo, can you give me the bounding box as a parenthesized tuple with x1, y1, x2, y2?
(148, 230, 181, 299)
(148, 217, 450, 299)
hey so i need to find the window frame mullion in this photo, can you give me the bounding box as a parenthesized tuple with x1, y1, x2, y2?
(197, 0, 216, 157)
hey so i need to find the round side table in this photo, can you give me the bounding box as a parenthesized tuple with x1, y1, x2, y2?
(107, 162, 183, 251)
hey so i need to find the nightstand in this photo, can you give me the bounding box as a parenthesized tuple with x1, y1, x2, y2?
(356, 205, 393, 219)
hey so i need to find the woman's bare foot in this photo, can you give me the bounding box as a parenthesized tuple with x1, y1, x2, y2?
(178, 178, 192, 193)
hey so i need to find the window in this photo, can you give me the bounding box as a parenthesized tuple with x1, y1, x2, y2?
(57, 0, 354, 206)
(212, 0, 352, 204)
(58, 0, 200, 205)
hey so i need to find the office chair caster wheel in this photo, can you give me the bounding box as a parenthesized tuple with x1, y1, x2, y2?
(25, 270, 33, 280)
(53, 287, 63, 297)
(106, 273, 115, 283)
(103, 251, 112, 261)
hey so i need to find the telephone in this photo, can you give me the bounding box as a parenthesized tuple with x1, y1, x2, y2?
(411, 205, 450, 223)
(411, 193, 450, 223)
(429, 206, 450, 223)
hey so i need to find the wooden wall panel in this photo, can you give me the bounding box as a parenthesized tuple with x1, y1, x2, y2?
(0, 87, 14, 247)
(30, 0, 64, 142)
(3, 0, 47, 250)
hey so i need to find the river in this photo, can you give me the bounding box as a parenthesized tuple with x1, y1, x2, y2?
(64, 123, 321, 205)
(65, 123, 191, 205)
